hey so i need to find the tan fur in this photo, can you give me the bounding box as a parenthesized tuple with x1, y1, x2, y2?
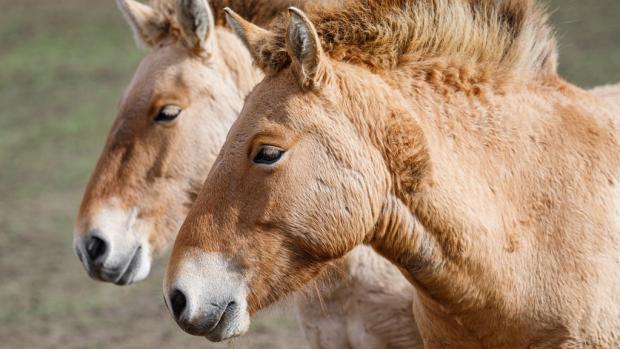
(297, 247, 424, 349)
(167, 1, 620, 347)
(78, 1, 422, 348)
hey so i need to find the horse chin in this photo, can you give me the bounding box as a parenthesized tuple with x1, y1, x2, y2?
(204, 308, 251, 342)
(112, 245, 152, 285)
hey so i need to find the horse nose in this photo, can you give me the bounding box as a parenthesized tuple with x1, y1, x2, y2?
(166, 287, 234, 337)
(85, 234, 108, 264)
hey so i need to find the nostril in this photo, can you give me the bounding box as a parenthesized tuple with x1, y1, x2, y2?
(170, 289, 187, 321)
(85, 236, 107, 263)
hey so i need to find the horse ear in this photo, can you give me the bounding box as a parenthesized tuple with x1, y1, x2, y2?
(117, 0, 168, 49)
(176, 0, 215, 54)
(286, 7, 331, 90)
(224, 8, 278, 72)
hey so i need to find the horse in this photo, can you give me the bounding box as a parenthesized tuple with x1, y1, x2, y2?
(165, 0, 620, 347)
(73, 0, 422, 347)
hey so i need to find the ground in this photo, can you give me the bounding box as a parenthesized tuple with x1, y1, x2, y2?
(0, 0, 619, 348)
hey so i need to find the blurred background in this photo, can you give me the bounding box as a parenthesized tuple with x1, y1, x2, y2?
(0, 0, 618, 348)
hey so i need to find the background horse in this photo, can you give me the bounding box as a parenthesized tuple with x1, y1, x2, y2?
(166, 1, 620, 347)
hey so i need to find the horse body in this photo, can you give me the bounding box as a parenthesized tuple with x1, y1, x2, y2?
(165, 1, 620, 347)
(305, 81, 620, 348)
(340, 33, 620, 347)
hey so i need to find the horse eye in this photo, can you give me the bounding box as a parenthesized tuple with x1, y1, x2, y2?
(154, 105, 182, 124)
(253, 146, 285, 165)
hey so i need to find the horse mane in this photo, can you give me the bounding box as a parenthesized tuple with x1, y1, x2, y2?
(151, 0, 310, 27)
(256, 0, 558, 77)
(208, 0, 308, 26)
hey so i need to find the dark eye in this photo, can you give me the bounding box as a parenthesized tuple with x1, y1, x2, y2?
(154, 105, 182, 124)
(253, 146, 285, 165)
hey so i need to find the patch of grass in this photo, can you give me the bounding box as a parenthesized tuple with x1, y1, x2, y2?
(547, 0, 620, 87)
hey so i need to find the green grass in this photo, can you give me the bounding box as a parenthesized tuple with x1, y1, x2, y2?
(0, 0, 618, 348)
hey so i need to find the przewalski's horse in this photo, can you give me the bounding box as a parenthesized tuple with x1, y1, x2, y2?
(165, 0, 620, 347)
(74, 0, 422, 347)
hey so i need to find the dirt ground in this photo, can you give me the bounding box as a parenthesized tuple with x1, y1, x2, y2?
(0, 0, 619, 348)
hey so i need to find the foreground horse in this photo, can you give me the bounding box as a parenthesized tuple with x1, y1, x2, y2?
(74, 0, 421, 347)
(166, 0, 620, 347)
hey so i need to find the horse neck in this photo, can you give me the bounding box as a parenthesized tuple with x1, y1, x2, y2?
(345, 60, 620, 344)
(341, 62, 564, 297)
(336, 66, 497, 343)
